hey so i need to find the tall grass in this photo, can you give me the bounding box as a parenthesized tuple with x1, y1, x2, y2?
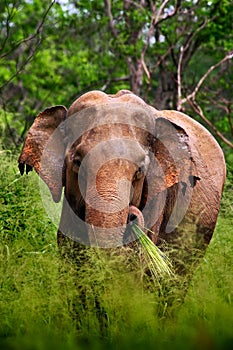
(0, 150, 233, 350)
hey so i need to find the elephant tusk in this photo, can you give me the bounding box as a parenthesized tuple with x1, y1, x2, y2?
(128, 205, 144, 228)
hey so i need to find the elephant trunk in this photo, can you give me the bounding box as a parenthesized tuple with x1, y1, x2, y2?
(84, 159, 145, 247)
(85, 204, 144, 248)
(85, 201, 129, 247)
(128, 205, 144, 228)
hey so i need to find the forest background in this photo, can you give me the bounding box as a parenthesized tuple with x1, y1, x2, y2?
(0, 0, 233, 154)
(0, 1, 232, 350)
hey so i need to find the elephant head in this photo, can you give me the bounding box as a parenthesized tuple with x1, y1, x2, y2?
(18, 90, 226, 250)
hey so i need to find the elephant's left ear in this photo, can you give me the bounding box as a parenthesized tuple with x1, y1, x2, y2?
(18, 106, 67, 202)
(152, 117, 198, 192)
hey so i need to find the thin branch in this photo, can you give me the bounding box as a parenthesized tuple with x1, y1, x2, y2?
(182, 16, 210, 53)
(0, 2, 16, 53)
(155, 44, 175, 68)
(0, 1, 55, 90)
(138, 3, 157, 83)
(207, 93, 233, 136)
(154, 0, 170, 24)
(179, 13, 219, 73)
(176, 18, 209, 110)
(104, 0, 118, 38)
(176, 10, 231, 111)
(141, 59, 150, 81)
(0, 0, 55, 60)
(177, 45, 184, 111)
(0, 38, 42, 90)
(157, 0, 181, 24)
(182, 50, 233, 105)
(187, 99, 233, 149)
(142, 4, 156, 55)
(159, 22, 188, 67)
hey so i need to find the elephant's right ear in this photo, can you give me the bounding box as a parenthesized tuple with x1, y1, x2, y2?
(151, 117, 197, 192)
(18, 106, 67, 202)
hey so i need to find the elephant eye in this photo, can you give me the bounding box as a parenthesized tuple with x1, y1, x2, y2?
(73, 157, 82, 168)
(134, 166, 144, 180)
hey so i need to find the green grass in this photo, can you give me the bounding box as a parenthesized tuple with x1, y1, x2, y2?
(132, 225, 174, 280)
(0, 150, 233, 350)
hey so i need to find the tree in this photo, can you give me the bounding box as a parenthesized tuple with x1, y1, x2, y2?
(0, 0, 232, 151)
(0, 0, 55, 145)
(102, 0, 233, 148)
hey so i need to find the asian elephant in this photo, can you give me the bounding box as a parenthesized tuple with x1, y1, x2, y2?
(18, 90, 226, 267)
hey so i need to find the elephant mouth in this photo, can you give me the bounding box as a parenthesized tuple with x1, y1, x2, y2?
(127, 205, 144, 228)
(123, 205, 144, 246)
(77, 201, 144, 229)
(74, 201, 144, 247)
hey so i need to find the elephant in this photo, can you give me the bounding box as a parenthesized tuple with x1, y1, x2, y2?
(18, 90, 226, 269)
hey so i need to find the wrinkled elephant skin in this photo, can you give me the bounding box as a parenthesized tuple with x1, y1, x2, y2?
(18, 90, 226, 259)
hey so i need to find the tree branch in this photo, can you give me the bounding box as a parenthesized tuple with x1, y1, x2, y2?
(176, 16, 214, 110)
(0, 2, 16, 54)
(157, 0, 181, 24)
(177, 45, 184, 111)
(154, 0, 170, 25)
(138, 3, 157, 84)
(182, 50, 233, 105)
(207, 93, 233, 136)
(0, 1, 55, 60)
(104, 0, 118, 38)
(187, 99, 233, 149)
(0, 1, 55, 91)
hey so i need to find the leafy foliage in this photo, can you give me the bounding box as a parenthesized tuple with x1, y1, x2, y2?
(0, 0, 232, 151)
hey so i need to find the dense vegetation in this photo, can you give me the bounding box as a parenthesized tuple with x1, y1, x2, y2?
(0, 1, 232, 349)
(0, 151, 232, 349)
(0, 0, 232, 152)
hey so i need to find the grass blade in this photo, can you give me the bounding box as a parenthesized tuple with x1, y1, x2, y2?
(132, 225, 174, 283)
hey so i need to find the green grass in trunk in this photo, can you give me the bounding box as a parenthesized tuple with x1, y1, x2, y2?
(132, 225, 174, 280)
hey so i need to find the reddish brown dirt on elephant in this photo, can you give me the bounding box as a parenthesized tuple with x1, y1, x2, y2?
(18, 89, 226, 268)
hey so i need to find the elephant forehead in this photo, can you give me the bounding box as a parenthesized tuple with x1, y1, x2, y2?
(65, 102, 155, 141)
(71, 122, 149, 155)
(90, 102, 155, 130)
(84, 123, 135, 140)
(78, 137, 148, 165)
(67, 90, 147, 116)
